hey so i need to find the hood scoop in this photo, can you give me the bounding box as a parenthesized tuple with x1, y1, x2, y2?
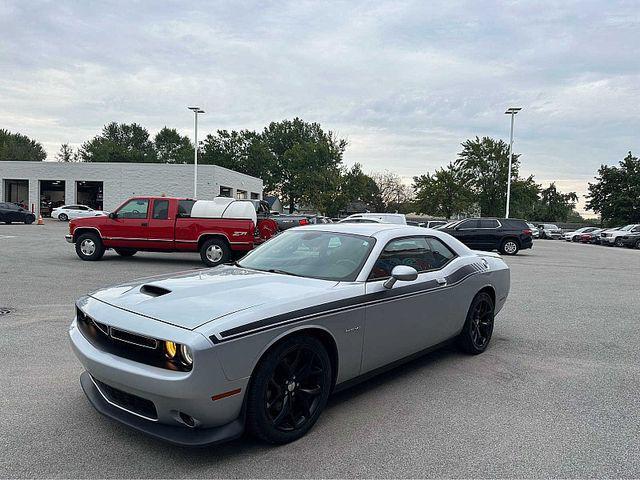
(140, 284, 172, 297)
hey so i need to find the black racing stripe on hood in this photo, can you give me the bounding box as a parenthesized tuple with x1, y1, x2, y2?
(213, 263, 485, 343)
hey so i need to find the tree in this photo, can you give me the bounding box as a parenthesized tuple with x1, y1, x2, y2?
(413, 163, 473, 218)
(80, 122, 157, 163)
(370, 171, 413, 212)
(0, 129, 46, 161)
(260, 118, 347, 213)
(455, 136, 519, 217)
(536, 183, 579, 222)
(587, 152, 640, 226)
(508, 175, 541, 220)
(153, 127, 194, 164)
(55, 143, 81, 162)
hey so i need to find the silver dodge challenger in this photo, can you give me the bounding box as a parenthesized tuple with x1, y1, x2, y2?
(70, 223, 510, 445)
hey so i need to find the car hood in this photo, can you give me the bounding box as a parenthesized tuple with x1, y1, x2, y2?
(89, 265, 337, 330)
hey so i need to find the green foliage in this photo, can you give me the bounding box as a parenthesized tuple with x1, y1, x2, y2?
(508, 175, 540, 220)
(413, 163, 473, 218)
(153, 127, 194, 164)
(80, 122, 157, 163)
(0, 129, 46, 161)
(587, 152, 640, 226)
(536, 182, 579, 222)
(55, 143, 80, 162)
(455, 136, 519, 217)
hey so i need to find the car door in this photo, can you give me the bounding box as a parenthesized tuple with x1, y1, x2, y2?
(146, 198, 174, 249)
(100, 198, 150, 248)
(75, 206, 92, 218)
(452, 219, 480, 247)
(477, 218, 501, 249)
(361, 236, 462, 373)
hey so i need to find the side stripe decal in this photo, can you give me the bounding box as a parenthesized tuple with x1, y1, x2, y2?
(211, 262, 486, 344)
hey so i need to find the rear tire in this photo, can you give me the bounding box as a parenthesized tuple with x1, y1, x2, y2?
(636, 239, 640, 249)
(58, 213, 68, 221)
(614, 238, 624, 247)
(246, 335, 332, 444)
(199, 238, 230, 267)
(24, 215, 35, 225)
(499, 238, 519, 255)
(114, 248, 137, 257)
(75, 233, 105, 261)
(457, 292, 495, 355)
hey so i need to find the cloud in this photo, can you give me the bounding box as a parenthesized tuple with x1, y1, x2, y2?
(1, 0, 638, 214)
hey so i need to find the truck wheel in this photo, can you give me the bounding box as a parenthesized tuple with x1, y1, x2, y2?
(75, 233, 105, 261)
(200, 238, 230, 267)
(500, 238, 519, 255)
(114, 248, 137, 257)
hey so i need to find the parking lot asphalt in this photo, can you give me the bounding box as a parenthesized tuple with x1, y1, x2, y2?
(1, 220, 639, 478)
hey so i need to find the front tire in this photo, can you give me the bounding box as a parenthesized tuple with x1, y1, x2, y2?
(24, 215, 35, 225)
(58, 213, 68, 221)
(614, 237, 624, 247)
(246, 335, 332, 444)
(75, 233, 105, 261)
(114, 248, 137, 257)
(457, 292, 495, 355)
(499, 238, 519, 255)
(199, 238, 230, 267)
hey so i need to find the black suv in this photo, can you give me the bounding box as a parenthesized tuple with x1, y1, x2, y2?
(437, 217, 533, 255)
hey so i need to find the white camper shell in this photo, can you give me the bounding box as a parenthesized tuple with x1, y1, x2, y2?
(190, 197, 257, 224)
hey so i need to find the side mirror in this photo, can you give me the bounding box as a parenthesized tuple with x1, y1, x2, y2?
(383, 265, 418, 289)
(108, 212, 117, 219)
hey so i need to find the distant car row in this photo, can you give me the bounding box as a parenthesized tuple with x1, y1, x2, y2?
(561, 224, 640, 248)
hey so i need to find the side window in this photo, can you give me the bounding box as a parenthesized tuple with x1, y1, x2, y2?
(152, 199, 169, 220)
(77, 206, 89, 211)
(479, 219, 499, 228)
(117, 199, 149, 219)
(369, 236, 456, 280)
(457, 219, 479, 229)
(177, 200, 195, 217)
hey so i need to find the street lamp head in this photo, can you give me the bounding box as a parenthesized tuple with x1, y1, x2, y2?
(504, 107, 522, 115)
(188, 106, 205, 113)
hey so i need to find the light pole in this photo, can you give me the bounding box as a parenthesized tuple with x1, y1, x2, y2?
(188, 106, 205, 198)
(504, 107, 522, 218)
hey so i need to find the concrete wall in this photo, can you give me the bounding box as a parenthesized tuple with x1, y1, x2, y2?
(0, 161, 263, 214)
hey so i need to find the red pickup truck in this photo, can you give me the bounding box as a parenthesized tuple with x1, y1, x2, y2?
(65, 196, 278, 267)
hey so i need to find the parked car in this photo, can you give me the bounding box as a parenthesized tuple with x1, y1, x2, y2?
(438, 217, 533, 255)
(406, 220, 426, 227)
(65, 196, 278, 266)
(620, 232, 640, 249)
(0, 202, 36, 224)
(526, 223, 540, 238)
(600, 224, 640, 247)
(340, 213, 406, 225)
(272, 214, 310, 231)
(338, 217, 384, 224)
(69, 223, 510, 445)
(579, 229, 604, 243)
(537, 223, 563, 240)
(425, 220, 447, 229)
(52, 204, 107, 221)
(562, 226, 599, 242)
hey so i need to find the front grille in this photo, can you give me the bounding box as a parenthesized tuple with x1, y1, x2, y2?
(76, 307, 191, 372)
(93, 377, 157, 420)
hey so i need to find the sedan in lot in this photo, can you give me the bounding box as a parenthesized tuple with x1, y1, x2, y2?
(69, 224, 510, 446)
(51, 204, 106, 221)
(0, 202, 36, 224)
(537, 224, 563, 239)
(563, 226, 599, 242)
(620, 232, 640, 249)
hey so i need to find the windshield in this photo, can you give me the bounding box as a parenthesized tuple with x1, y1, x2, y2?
(237, 230, 375, 282)
(620, 224, 634, 231)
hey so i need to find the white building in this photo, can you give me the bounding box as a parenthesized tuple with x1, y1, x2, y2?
(0, 161, 263, 216)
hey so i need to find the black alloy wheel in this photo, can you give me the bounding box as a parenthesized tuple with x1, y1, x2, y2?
(457, 292, 495, 354)
(247, 335, 332, 444)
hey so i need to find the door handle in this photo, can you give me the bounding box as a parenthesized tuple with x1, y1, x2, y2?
(436, 278, 447, 286)
(141, 222, 148, 227)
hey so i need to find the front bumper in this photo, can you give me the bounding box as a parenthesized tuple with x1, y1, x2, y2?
(65, 234, 73, 243)
(69, 297, 248, 446)
(80, 372, 244, 446)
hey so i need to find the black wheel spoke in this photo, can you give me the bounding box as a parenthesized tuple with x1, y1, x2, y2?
(298, 385, 321, 397)
(272, 394, 291, 426)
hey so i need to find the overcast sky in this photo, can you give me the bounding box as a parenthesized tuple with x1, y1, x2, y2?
(1, 1, 638, 214)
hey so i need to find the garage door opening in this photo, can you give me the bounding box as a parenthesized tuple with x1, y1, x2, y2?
(39, 180, 65, 217)
(76, 181, 104, 210)
(3, 179, 29, 208)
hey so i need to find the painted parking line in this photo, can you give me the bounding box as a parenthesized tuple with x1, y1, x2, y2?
(0, 235, 17, 239)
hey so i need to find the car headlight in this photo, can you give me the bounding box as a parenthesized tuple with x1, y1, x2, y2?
(180, 344, 193, 366)
(164, 341, 177, 359)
